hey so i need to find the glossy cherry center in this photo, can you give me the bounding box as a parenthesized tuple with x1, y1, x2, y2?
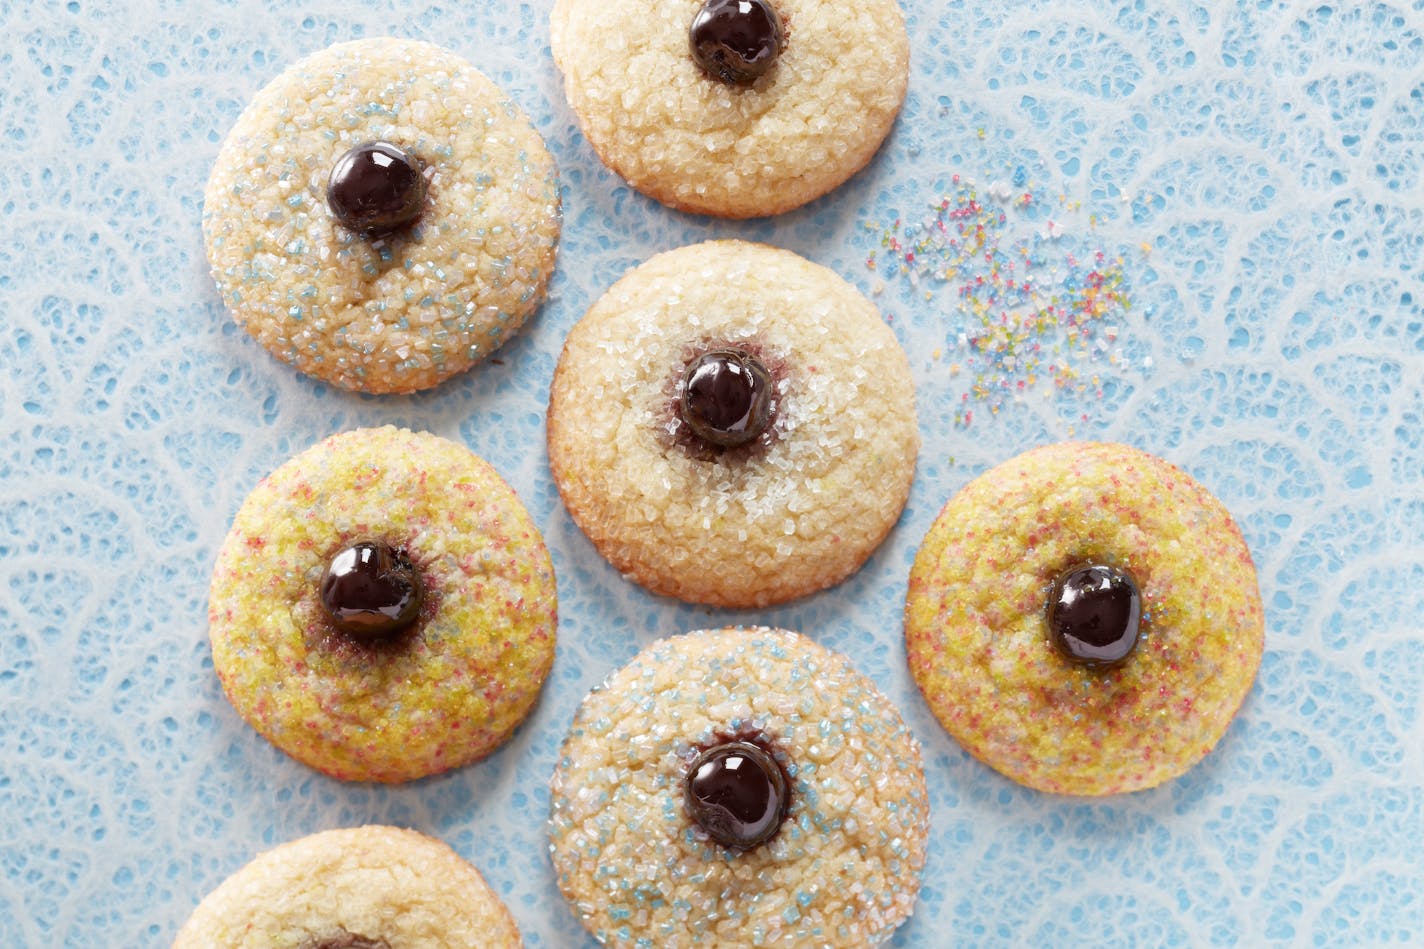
(326, 141, 427, 236)
(679, 348, 774, 448)
(689, 0, 785, 85)
(1046, 563, 1142, 666)
(318, 540, 423, 641)
(684, 741, 789, 850)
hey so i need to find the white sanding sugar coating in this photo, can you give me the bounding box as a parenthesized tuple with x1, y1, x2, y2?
(550, 0, 909, 218)
(203, 38, 561, 394)
(546, 240, 920, 608)
(173, 826, 522, 948)
(548, 627, 930, 948)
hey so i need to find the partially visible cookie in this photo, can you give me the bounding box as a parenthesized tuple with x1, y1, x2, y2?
(546, 240, 919, 608)
(173, 826, 521, 948)
(203, 38, 561, 393)
(905, 441, 1265, 796)
(548, 627, 930, 948)
(208, 426, 556, 783)
(550, 0, 909, 217)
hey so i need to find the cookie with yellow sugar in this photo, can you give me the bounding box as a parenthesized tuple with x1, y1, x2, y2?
(905, 441, 1264, 795)
(207, 426, 556, 783)
(173, 826, 522, 947)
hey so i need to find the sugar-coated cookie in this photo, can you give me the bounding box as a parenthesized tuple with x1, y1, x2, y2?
(172, 825, 521, 948)
(208, 426, 556, 783)
(203, 38, 561, 394)
(548, 627, 929, 948)
(905, 441, 1265, 796)
(550, 0, 909, 217)
(546, 240, 918, 608)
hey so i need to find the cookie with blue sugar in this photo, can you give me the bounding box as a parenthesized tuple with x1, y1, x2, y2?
(548, 626, 930, 948)
(203, 37, 561, 393)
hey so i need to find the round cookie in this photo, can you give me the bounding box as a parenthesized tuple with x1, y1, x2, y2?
(550, 0, 910, 218)
(203, 38, 561, 394)
(548, 627, 930, 948)
(546, 240, 919, 608)
(173, 825, 521, 948)
(207, 426, 556, 784)
(905, 441, 1265, 796)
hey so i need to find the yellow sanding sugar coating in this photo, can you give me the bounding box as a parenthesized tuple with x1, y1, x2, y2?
(550, 0, 908, 218)
(207, 427, 556, 784)
(173, 825, 522, 948)
(548, 627, 930, 948)
(547, 240, 919, 608)
(203, 38, 561, 393)
(905, 441, 1265, 796)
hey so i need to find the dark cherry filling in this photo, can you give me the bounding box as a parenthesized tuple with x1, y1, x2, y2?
(684, 740, 789, 850)
(689, 0, 785, 85)
(326, 141, 427, 236)
(318, 540, 423, 642)
(679, 348, 775, 449)
(306, 935, 390, 949)
(1046, 563, 1142, 666)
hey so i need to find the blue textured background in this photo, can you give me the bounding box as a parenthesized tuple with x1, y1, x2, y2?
(3, 1, 1422, 946)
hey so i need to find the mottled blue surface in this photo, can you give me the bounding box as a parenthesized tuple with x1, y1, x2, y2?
(2, 1, 1422, 946)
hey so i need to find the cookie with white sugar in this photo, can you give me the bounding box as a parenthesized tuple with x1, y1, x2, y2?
(905, 441, 1265, 796)
(203, 37, 561, 394)
(550, 0, 910, 217)
(546, 240, 919, 608)
(207, 426, 556, 784)
(548, 627, 930, 948)
(173, 826, 521, 947)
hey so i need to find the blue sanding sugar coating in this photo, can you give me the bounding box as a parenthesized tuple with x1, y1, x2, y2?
(1, 1, 1421, 947)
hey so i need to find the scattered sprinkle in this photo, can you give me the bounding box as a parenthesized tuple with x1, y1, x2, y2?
(866, 176, 1134, 426)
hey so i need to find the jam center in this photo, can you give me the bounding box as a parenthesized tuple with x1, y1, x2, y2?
(1046, 563, 1142, 666)
(684, 741, 789, 850)
(689, 0, 786, 85)
(679, 348, 775, 449)
(318, 540, 423, 641)
(326, 141, 427, 236)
